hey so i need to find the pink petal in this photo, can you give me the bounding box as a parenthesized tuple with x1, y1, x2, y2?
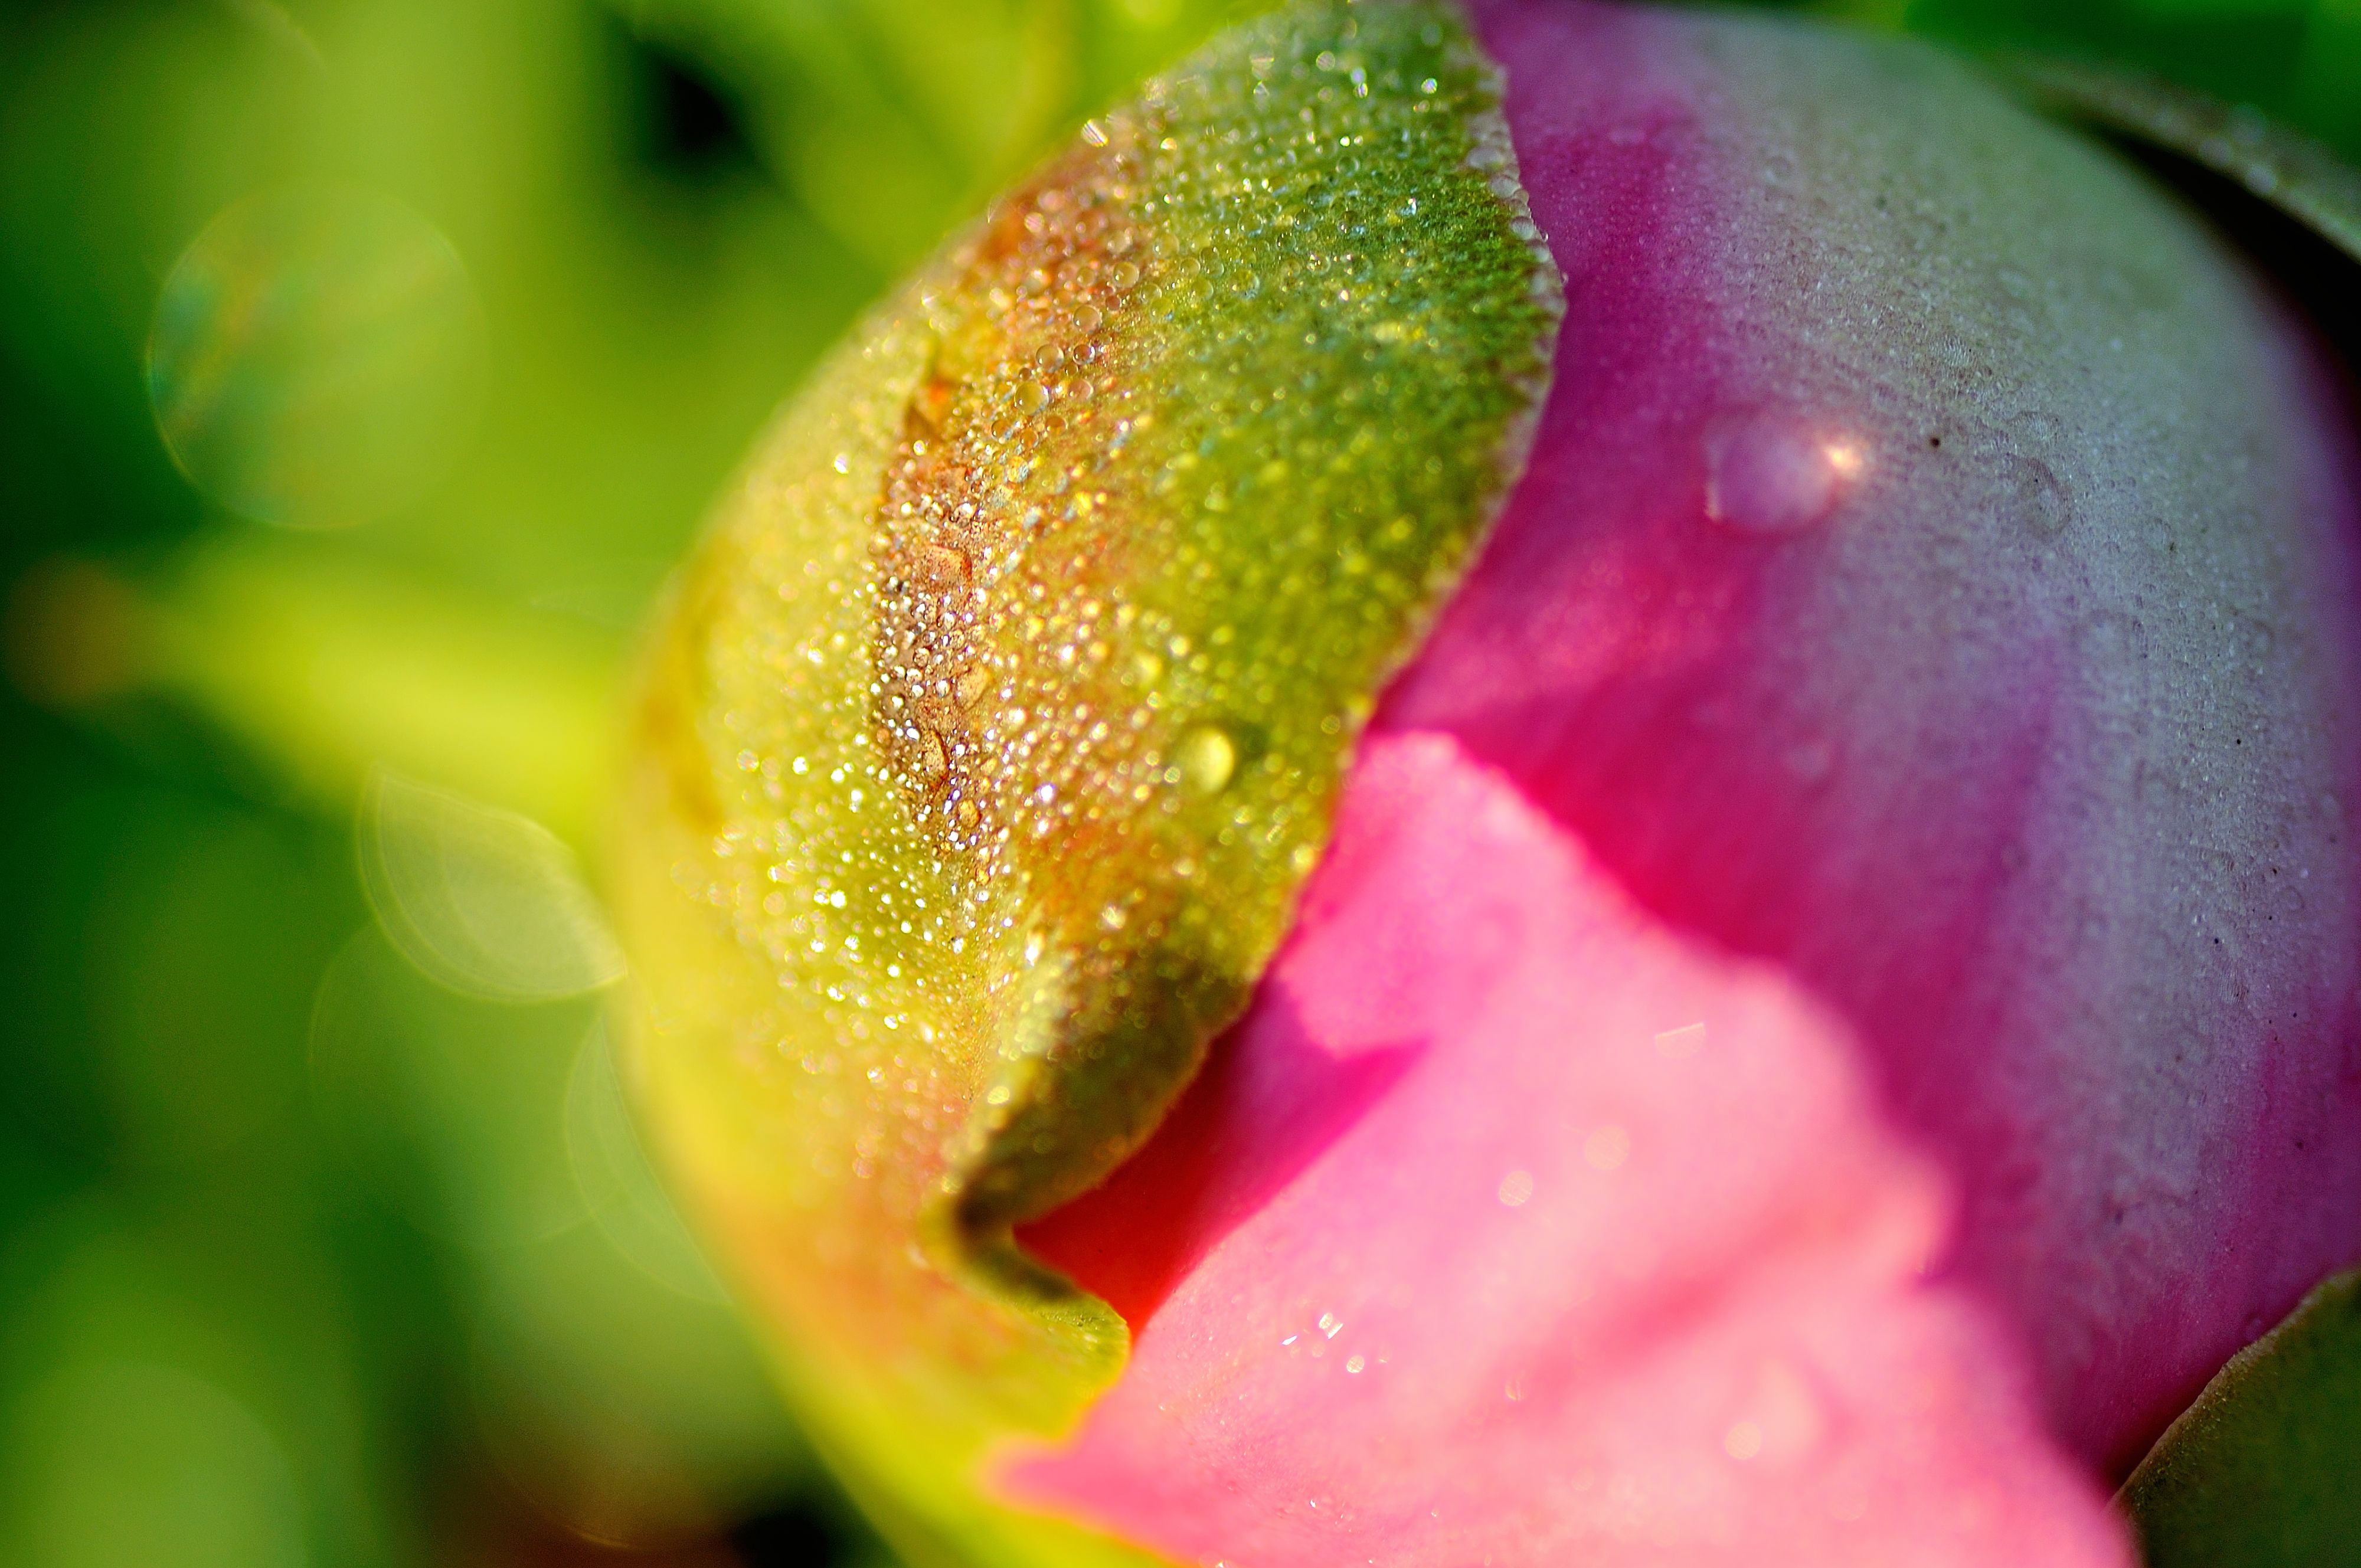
(1013, 733, 2128, 1567)
(1381, 0, 2361, 1468)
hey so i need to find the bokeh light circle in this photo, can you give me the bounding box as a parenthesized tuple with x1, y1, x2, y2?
(147, 184, 488, 529)
(5, 1362, 309, 1568)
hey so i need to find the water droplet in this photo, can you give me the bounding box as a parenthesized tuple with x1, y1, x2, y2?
(1999, 454, 2071, 539)
(1723, 1420, 1764, 1461)
(1703, 413, 1860, 536)
(1176, 724, 1237, 794)
(1496, 1169, 1534, 1207)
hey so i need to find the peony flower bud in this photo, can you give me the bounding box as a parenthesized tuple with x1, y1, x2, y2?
(612, 1, 2361, 1563)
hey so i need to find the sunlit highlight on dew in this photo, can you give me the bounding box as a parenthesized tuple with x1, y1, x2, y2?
(147, 185, 488, 530)
(1176, 724, 1238, 794)
(1703, 411, 1866, 536)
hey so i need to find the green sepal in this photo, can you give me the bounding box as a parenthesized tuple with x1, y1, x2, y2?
(2119, 1269, 2361, 1567)
(2000, 54, 2361, 263)
(611, 2, 1559, 1561)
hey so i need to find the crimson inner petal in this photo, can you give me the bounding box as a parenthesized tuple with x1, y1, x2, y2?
(1016, 996, 1422, 1333)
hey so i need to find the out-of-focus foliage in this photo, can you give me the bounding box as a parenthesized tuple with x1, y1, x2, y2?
(2120, 1271, 2361, 1567)
(0, 0, 2353, 1563)
(0, 0, 1242, 1560)
(1900, 0, 2361, 169)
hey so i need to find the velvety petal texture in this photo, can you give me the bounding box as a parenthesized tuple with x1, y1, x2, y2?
(1013, 0, 2361, 1556)
(1016, 733, 2130, 1566)
(1384, 0, 2361, 1469)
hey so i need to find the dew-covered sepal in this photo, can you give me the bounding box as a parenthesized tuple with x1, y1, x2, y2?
(613, 1, 1556, 1558)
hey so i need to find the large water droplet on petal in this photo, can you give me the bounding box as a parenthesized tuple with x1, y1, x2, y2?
(1703, 412, 1862, 536)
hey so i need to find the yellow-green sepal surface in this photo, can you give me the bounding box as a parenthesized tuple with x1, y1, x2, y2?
(611, 3, 1559, 1562)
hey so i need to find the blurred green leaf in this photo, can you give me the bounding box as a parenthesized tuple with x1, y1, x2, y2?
(610, 0, 1248, 269)
(467, 1220, 808, 1550)
(2120, 1269, 2361, 1567)
(1886, 0, 2361, 163)
(9, 538, 623, 842)
(0, 1194, 410, 1568)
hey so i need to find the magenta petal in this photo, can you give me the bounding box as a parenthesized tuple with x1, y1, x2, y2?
(1377, 0, 2361, 1469)
(1012, 734, 2129, 1567)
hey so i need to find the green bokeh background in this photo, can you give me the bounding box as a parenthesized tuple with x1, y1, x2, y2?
(0, 1, 2354, 1564)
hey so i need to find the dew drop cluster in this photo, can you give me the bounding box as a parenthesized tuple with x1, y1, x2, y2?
(645, 0, 1559, 1404)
